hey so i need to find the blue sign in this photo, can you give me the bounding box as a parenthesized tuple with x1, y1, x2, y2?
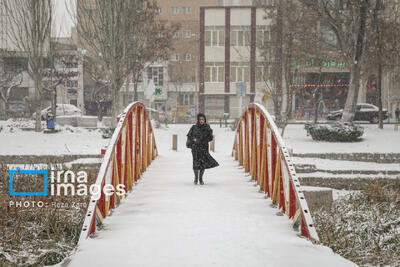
(238, 82, 245, 97)
(9, 167, 48, 196)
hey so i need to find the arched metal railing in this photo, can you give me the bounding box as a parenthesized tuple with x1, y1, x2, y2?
(232, 103, 319, 244)
(78, 102, 157, 243)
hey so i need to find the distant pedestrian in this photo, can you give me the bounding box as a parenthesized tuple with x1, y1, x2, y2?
(395, 107, 400, 121)
(186, 113, 219, 185)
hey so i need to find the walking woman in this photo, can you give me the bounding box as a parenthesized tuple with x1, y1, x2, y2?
(186, 113, 219, 185)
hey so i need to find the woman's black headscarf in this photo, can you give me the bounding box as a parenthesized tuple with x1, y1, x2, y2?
(197, 113, 207, 124)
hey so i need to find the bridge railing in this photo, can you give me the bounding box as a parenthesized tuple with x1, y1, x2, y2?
(78, 102, 157, 243)
(232, 103, 319, 244)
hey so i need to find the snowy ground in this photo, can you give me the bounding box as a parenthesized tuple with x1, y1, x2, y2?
(0, 119, 108, 155)
(283, 124, 400, 154)
(293, 157, 400, 171)
(1, 119, 399, 156)
(62, 124, 356, 267)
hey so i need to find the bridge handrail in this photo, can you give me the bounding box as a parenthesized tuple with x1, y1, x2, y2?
(232, 103, 319, 244)
(78, 102, 157, 243)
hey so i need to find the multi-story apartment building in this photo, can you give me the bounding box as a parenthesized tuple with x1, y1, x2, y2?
(147, 0, 220, 122)
(199, 6, 273, 118)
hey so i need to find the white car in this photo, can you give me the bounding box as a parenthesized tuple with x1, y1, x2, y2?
(33, 104, 82, 120)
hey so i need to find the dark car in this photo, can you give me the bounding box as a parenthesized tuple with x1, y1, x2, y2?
(327, 103, 388, 123)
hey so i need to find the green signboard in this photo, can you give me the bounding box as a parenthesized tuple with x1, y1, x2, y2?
(293, 58, 347, 69)
(154, 88, 162, 95)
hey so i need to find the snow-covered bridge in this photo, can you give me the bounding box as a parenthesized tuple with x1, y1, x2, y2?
(64, 102, 355, 267)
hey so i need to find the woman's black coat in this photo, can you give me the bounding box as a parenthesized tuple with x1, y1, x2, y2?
(187, 117, 219, 171)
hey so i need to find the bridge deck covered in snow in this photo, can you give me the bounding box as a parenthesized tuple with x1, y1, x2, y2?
(65, 103, 355, 267)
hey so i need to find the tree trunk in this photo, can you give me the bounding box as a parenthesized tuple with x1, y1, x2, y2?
(97, 101, 103, 122)
(342, 63, 361, 122)
(124, 74, 130, 107)
(111, 88, 119, 129)
(34, 79, 42, 132)
(274, 2, 283, 119)
(342, 0, 368, 123)
(377, 62, 383, 129)
(314, 96, 319, 124)
(52, 87, 57, 122)
(4, 101, 10, 119)
(133, 79, 138, 101)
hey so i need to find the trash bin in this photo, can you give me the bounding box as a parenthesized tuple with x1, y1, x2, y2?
(46, 112, 55, 130)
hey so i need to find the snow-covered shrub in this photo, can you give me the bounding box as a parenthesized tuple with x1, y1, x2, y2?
(305, 122, 364, 142)
(313, 180, 400, 266)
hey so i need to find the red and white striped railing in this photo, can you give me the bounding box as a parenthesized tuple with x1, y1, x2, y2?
(232, 103, 320, 244)
(78, 102, 157, 242)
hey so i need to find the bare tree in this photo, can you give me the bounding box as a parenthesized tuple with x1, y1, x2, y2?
(83, 55, 112, 122)
(299, 0, 384, 123)
(42, 40, 80, 121)
(0, 58, 23, 116)
(4, 0, 52, 131)
(258, 0, 319, 134)
(73, 0, 175, 127)
(362, 0, 400, 128)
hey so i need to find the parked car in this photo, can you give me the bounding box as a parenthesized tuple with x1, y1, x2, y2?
(327, 103, 388, 123)
(32, 104, 82, 120)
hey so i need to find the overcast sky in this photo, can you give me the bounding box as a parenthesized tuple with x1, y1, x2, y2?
(53, 0, 76, 37)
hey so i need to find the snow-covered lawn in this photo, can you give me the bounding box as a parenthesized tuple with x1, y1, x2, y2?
(1, 119, 399, 156)
(0, 119, 108, 155)
(283, 124, 400, 154)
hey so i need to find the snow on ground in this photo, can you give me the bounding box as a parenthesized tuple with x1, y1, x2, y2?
(283, 124, 400, 154)
(0, 120, 108, 155)
(293, 157, 400, 171)
(302, 186, 357, 201)
(64, 124, 355, 267)
(297, 171, 399, 179)
(1, 119, 399, 156)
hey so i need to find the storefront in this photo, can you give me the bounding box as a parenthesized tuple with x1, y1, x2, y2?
(292, 72, 350, 117)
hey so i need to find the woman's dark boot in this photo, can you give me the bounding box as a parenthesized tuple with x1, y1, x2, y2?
(199, 169, 205, 185)
(194, 170, 199, 185)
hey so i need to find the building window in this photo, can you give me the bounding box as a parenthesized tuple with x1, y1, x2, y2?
(231, 27, 250, 46)
(172, 31, 179, 38)
(171, 6, 179, 14)
(70, 99, 78, 106)
(205, 29, 225, 47)
(230, 64, 249, 82)
(65, 80, 79, 88)
(205, 63, 224, 83)
(179, 93, 194, 106)
(256, 28, 271, 47)
(156, 7, 162, 14)
(147, 66, 164, 86)
(85, 8, 97, 16)
(183, 30, 191, 38)
(183, 53, 191, 61)
(171, 54, 179, 61)
(320, 26, 337, 49)
(256, 65, 271, 82)
(254, 0, 275, 5)
(182, 6, 191, 14)
(85, 31, 96, 39)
